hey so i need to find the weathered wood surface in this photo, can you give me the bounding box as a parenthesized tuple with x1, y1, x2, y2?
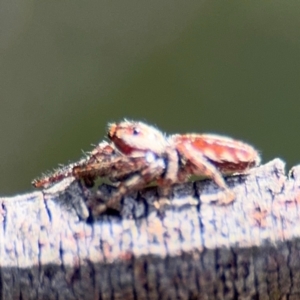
(1, 158, 300, 300)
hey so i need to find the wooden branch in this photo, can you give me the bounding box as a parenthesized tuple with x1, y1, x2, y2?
(1, 158, 300, 299)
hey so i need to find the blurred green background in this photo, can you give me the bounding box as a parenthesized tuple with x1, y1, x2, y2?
(1, 1, 300, 196)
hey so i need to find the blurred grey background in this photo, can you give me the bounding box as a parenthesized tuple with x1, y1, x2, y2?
(1, 1, 300, 196)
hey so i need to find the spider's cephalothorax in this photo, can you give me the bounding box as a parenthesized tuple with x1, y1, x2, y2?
(108, 121, 180, 185)
(32, 120, 261, 214)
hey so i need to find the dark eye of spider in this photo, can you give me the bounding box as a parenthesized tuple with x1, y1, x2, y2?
(132, 127, 140, 135)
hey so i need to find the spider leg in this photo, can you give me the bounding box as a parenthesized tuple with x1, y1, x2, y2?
(70, 156, 114, 188)
(163, 146, 179, 184)
(85, 141, 116, 163)
(72, 155, 154, 182)
(176, 143, 235, 205)
(153, 146, 179, 205)
(91, 153, 165, 215)
(32, 141, 117, 188)
(71, 142, 127, 186)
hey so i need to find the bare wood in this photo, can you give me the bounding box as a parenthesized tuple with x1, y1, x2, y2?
(1, 159, 300, 299)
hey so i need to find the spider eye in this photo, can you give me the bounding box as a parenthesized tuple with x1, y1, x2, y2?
(132, 127, 140, 135)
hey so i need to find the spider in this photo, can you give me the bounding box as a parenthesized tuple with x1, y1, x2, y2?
(32, 120, 260, 214)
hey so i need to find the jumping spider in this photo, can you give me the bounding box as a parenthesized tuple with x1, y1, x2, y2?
(33, 120, 260, 214)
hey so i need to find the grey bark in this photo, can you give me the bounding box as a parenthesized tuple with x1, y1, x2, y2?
(1, 158, 300, 300)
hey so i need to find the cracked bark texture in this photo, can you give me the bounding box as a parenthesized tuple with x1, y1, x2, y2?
(1, 158, 300, 300)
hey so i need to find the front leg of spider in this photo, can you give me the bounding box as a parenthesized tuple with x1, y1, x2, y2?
(73, 154, 157, 214)
(91, 152, 165, 216)
(176, 142, 235, 205)
(31, 141, 117, 189)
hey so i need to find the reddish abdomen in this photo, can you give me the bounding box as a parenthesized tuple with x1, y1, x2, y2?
(173, 134, 260, 173)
